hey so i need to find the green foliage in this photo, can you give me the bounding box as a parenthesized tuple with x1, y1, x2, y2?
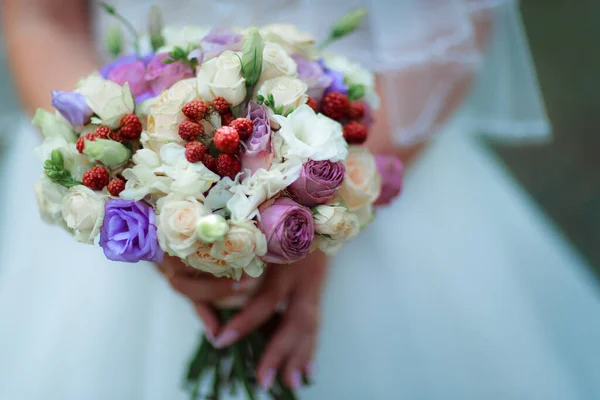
(44, 150, 81, 188)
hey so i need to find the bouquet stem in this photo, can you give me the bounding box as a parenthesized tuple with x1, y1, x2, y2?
(185, 309, 304, 400)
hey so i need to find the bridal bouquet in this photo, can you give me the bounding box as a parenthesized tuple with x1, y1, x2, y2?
(33, 4, 403, 399)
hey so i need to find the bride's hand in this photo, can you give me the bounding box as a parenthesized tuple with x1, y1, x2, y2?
(212, 251, 328, 390)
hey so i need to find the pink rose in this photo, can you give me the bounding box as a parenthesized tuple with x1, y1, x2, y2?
(108, 60, 153, 102)
(288, 160, 345, 207)
(374, 154, 404, 206)
(144, 53, 195, 97)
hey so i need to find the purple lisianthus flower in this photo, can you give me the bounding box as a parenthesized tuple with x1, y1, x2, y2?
(51, 91, 93, 126)
(257, 197, 314, 264)
(374, 155, 404, 207)
(100, 53, 155, 102)
(241, 102, 273, 173)
(288, 160, 345, 207)
(292, 55, 332, 101)
(100, 199, 164, 263)
(201, 28, 243, 60)
(144, 53, 195, 97)
(319, 59, 348, 95)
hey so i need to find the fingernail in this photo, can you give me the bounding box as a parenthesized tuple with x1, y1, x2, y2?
(213, 329, 238, 348)
(291, 369, 302, 389)
(232, 281, 242, 291)
(260, 368, 276, 390)
(305, 360, 315, 379)
(205, 330, 215, 344)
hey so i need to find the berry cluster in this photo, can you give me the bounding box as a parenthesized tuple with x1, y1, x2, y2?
(76, 113, 143, 154)
(178, 97, 254, 179)
(316, 92, 369, 145)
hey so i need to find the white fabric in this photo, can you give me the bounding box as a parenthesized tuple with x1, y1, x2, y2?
(1, 1, 600, 399)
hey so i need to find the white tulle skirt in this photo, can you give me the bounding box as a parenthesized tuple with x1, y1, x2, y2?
(1, 121, 600, 400)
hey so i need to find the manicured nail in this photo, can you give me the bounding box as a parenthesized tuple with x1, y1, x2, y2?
(290, 369, 302, 389)
(260, 368, 276, 390)
(305, 360, 315, 379)
(214, 329, 238, 348)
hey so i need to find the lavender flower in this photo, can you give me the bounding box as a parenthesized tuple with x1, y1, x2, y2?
(292, 55, 332, 100)
(144, 53, 195, 97)
(201, 28, 243, 60)
(288, 160, 345, 206)
(51, 91, 93, 126)
(241, 102, 273, 173)
(319, 59, 348, 95)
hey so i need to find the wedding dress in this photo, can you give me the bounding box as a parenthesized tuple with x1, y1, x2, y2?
(1, 0, 600, 399)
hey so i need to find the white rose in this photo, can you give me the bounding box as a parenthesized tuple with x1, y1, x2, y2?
(196, 214, 230, 243)
(313, 204, 360, 256)
(260, 42, 298, 83)
(34, 137, 91, 181)
(211, 220, 267, 278)
(35, 176, 69, 226)
(186, 243, 239, 279)
(120, 149, 172, 200)
(61, 185, 106, 244)
(259, 24, 316, 56)
(339, 147, 381, 211)
(158, 143, 221, 199)
(77, 76, 135, 128)
(156, 193, 210, 258)
(324, 54, 380, 109)
(258, 77, 307, 116)
(227, 157, 302, 221)
(197, 50, 246, 106)
(273, 105, 348, 162)
(160, 25, 210, 52)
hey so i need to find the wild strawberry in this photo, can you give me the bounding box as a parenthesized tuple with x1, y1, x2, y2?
(95, 126, 112, 139)
(182, 99, 208, 121)
(107, 178, 126, 196)
(213, 126, 240, 154)
(347, 102, 365, 120)
(343, 121, 368, 144)
(220, 111, 234, 126)
(321, 92, 349, 121)
(185, 141, 208, 163)
(212, 97, 230, 114)
(229, 118, 254, 141)
(179, 120, 205, 141)
(307, 97, 318, 113)
(202, 153, 217, 172)
(215, 153, 241, 179)
(120, 113, 143, 140)
(82, 166, 110, 190)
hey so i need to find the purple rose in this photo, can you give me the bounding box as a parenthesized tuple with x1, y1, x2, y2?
(258, 197, 315, 264)
(319, 59, 348, 95)
(374, 155, 404, 207)
(241, 102, 273, 173)
(292, 55, 332, 101)
(144, 53, 195, 97)
(100, 53, 155, 102)
(201, 28, 243, 60)
(288, 160, 345, 207)
(100, 199, 164, 263)
(51, 91, 93, 126)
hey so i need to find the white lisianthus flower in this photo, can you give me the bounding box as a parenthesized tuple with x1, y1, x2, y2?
(186, 243, 239, 279)
(227, 157, 303, 221)
(211, 220, 267, 278)
(34, 137, 90, 181)
(77, 75, 135, 128)
(260, 42, 298, 83)
(273, 105, 348, 162)
(160, 25, 210, 52)
(259, 24, 316, 56)
(156, 193, 210, 258)
(204, 177, 238, 211)
(32, 109, 77, 142)
(158, 143, 221, 199)
(197, 50, 246, 106)
(258, 77, 307, 116)
(313, 204, 360, 255)
(61, 185, 106, 244)
(339, 147, 381, 211)
(120, 149, 172, 200)
(323, 53, 380, 109)
(35, 176, 69, 227)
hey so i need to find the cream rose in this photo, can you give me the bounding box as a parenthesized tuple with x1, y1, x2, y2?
(258, 77, 307, 116)
(273, 105, 348, 162)
(259, 24, 316, 56)
(211, 220, 267, 278)
(77, 75, 135, 128)
(197, 51, 246, 106)
(156, 193, 210, 259)
(313, 204, 360, 256)
(35, 176, 69, 226)
(260, 42, 298, 82)
(339, 147, 381, 211)
(61, 185, 106, 244)
(186, 243, 239, 279)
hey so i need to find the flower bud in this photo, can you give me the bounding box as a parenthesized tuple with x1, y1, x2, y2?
(83, 139, 131, 167)
(105, 22, 124, 57)
(241, 27, 264, 87)
(330, 8, 368, 40)
(32, 109, 77, 142)
(196, 214, 230, 243)
(51, 91, 94, 126)
(148, 5, 165, 52)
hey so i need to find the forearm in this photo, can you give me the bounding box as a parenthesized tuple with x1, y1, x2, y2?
(2, 0, 98, 115)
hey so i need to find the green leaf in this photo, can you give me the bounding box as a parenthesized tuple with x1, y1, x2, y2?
(275, 105, 284, 115)
(100, 2, 116, 15)
(162, 58, 174, 64)
(348, 83, 366, 102)
(50, 149, 64, 167)
(241, 27, 264, 88)
(268, 93, 275, 106)
(284, 107, 295, 117)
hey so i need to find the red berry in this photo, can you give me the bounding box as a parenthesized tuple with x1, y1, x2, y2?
(212, 97, 230, 114)
(107, 178, 126, 196)
(182, 99, 208, 121)
(76, 133, 95, 153)
(202, 153, 217, 172)
(185, 141, 208, 163)
(120, 113, 143, 140)
(82, 166, 110, 190)
(109, 130, 124, 142)
(179, 120, 205, 141)
(343, 121, 368, 144)
(229, 118, 254, 141)
(321, 92, 349, 121)
(213, 126, 240, 154)
(95, 126, 112, 140)
(215, 153, 241, 179)
(220, 111, 234, 126)
(307, 97, 318, 113)
(347, 102, 365, 120)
